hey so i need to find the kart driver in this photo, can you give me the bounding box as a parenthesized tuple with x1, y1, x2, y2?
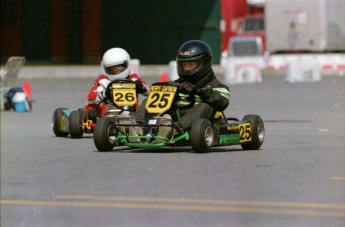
(86, 47, 150, 117)
(127, 40, 230, 141)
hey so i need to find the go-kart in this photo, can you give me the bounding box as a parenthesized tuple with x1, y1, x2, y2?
(93, 81, 265, 152)
(52, 79, 138, 138)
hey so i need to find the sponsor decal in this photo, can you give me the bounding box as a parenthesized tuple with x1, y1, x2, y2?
(219, 134, 240, 144)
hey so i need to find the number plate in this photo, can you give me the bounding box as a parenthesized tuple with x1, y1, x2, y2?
(239, 122, 252, 142)
(111, 82, 137, 106)
(145, 85, 177, 114)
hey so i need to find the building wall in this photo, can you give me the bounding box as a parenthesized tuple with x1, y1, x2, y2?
(1, 0, 23, 58)
(82, 0, 102, 63)
(102, 0, 220, 64)
(51, 0, 69, 62)
(1, 0, 220, 64)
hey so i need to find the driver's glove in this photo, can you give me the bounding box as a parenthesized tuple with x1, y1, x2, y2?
(133, 79, 145, 93)
(99, 78, 111, 89)
(96, 86, 107, 101)
(180, 82, 200, 94)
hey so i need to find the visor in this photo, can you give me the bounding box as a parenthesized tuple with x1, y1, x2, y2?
(104, 61, 128, 75)
(177, 59, 203, 76)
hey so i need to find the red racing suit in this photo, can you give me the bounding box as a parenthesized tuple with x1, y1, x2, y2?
(85, 73, 150, 117)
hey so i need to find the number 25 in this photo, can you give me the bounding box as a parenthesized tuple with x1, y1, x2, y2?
(148, 93, 170, 108)
(240, 124, 251, 141)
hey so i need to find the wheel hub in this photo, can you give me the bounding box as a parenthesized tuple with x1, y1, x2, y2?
(204, 126, 213, 146)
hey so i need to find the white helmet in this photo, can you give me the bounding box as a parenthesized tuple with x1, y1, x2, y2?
(101, 48, 131, 80)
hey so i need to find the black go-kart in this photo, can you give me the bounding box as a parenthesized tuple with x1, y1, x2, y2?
(93, 81, 265, 153)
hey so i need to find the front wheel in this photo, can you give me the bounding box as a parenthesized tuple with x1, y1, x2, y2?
(93, 117, 117, 152)
(190, 118, 214, 153)
(52, 108, 69, 137)
(241, 115, 265, 150)
(69, 110, 85, 138)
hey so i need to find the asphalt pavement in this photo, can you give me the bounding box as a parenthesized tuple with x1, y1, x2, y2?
(1, 72, 345, 227)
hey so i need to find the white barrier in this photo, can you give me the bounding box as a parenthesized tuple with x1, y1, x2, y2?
(168, 61, 179, 81)
(285, 60, 321, 83)
(266, 54, 345, 71)
(130, 59, 140, 74)
(0, 56, 26, 88)
(223, 57, 262, 84)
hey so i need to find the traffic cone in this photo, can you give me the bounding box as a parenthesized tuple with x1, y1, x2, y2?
(160, 71, 168, 82)
(23, 81, 33, 101)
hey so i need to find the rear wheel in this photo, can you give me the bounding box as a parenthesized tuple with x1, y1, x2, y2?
(52, 108, 69, 137)
(69, 110, 84, 138)
(241, 115, 265, 150)
(93, 117, 117, 152)
(190, 118, 214, 153)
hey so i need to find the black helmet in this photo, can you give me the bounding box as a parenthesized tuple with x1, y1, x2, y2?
(176, 40, 213, 83)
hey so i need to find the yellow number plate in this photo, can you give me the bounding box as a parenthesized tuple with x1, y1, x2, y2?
(145, 85, 177, 113)
(239, 122, 252, 142)
(111, 83, 137, 106)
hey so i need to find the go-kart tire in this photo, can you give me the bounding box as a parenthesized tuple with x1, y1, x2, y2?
(191, 118, 214, 153)
(93, 117, 117, 152)
(52, 108, 69, 137)
(241, 115, 265, 150)
(69, 110, 84, 138)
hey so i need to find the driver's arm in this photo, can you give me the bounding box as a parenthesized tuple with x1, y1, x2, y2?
(87, 75, 111, 103)
(198, 84, 230, 111)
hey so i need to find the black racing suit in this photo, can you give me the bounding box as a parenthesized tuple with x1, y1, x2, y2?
(131, 69, 230, 130)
